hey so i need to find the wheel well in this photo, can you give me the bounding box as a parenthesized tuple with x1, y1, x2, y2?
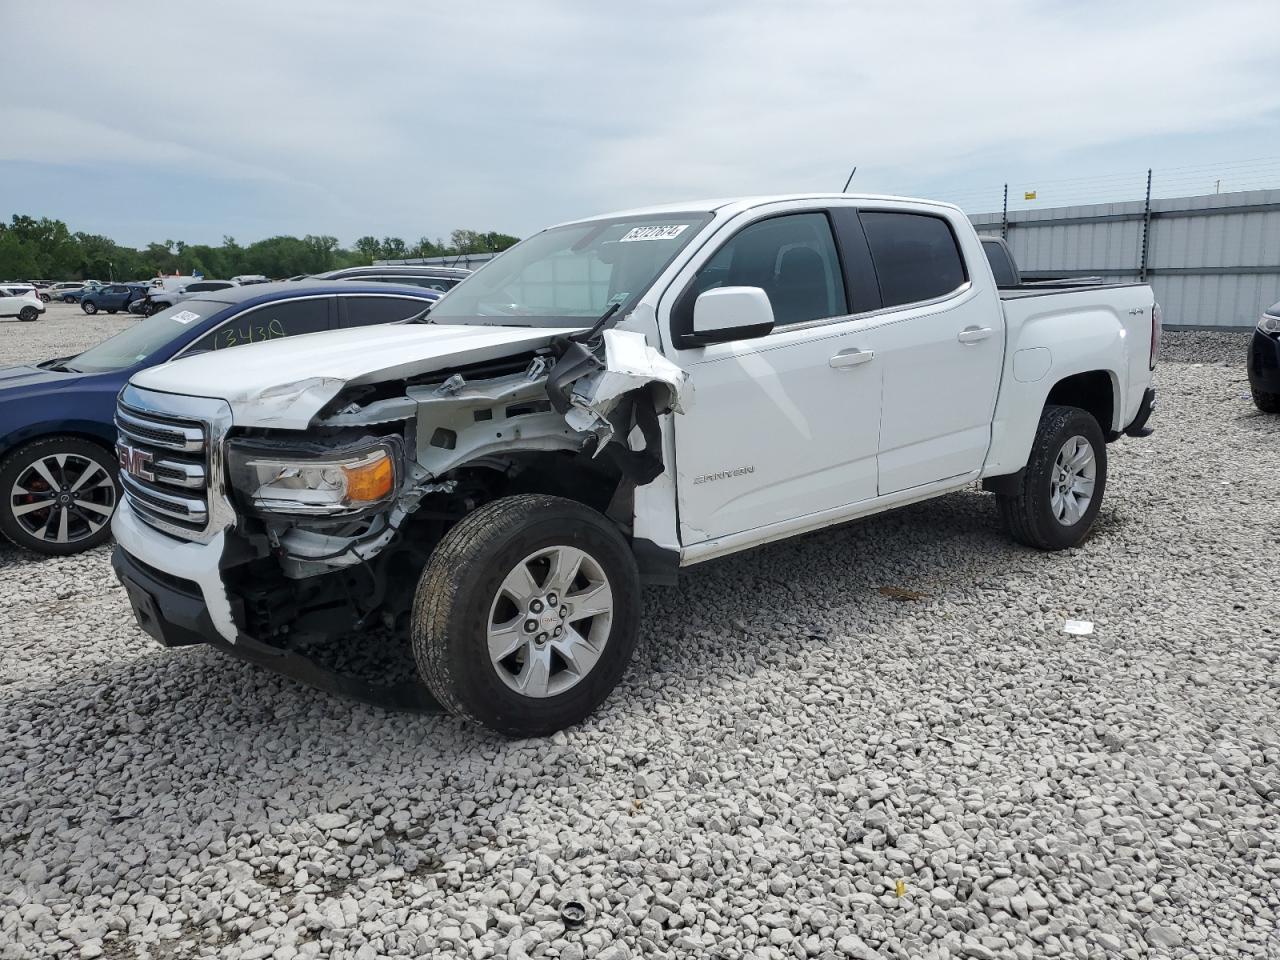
(0, 430, 116, 466)
(1045, 371, 1115, 435)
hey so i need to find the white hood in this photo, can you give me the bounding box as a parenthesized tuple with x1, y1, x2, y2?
(130, 322, 577, 429)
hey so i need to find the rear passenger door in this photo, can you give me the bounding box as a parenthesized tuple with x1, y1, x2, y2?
(855, 209, 1004, 494)
(337, 295, 433, 329)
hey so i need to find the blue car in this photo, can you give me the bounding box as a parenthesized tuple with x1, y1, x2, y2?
(79, 283, 149, 315)
(0, 281, 439, 555)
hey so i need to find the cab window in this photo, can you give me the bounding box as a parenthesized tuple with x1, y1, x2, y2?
(188, 297, 333, 353)
(860, 212, 968, 307)
(677, 212, 849, 332)
(341, 295, 431, 328)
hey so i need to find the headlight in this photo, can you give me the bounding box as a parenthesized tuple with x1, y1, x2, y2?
(1259, 314, 1280, 336)
(227, 440, 398, 515)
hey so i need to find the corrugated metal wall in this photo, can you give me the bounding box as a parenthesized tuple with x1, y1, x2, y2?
(970, 189, 1280, 328)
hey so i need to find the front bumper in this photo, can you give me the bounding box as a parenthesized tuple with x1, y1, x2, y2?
(111, 498, 239, 641)
(111, 539, 440, 711)
(1248, 329, 1280, 394)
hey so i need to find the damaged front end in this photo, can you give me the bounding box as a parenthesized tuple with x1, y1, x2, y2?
(220, 327, 687, 652)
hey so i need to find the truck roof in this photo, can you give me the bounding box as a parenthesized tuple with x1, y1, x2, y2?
(550, 193, 963, 229)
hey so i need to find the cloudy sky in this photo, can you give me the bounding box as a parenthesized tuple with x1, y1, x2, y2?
(4, 0, 1280, 247)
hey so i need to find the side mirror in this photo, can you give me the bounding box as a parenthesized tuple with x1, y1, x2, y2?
(685, 286, 775, 347)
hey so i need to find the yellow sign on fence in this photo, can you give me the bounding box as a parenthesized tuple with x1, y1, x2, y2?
(1024, 191, 1037, 200)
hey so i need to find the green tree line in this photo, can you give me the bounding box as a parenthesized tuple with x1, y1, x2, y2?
(0, 215, 521, 282)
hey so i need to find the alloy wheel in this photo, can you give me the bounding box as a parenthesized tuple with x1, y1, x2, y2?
(486, 545, 614, 698)
(9, 452, 116, 545)
(1050, 435, 1096, 526)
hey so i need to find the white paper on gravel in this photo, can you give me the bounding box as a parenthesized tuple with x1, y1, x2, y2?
(1061, 619, 1095, 636)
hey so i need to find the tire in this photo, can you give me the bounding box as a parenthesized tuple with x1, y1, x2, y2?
(63, 295, 76, 303)
(82, 300, 98, 315)
(18, 306, 39, 322)
(1252, 387, 1280, 414)
(107, 309, 117, 314)
(412, 494, 641, 737)
(39, 294, 50, 303)
(997, 405, 1108, 551)
(0, 436, 119, 555)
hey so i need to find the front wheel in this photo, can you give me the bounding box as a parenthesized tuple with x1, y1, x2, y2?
(997, 405, 1108, 551)
(1252, 386, 1280, 414)
(18, 306, 39, 322)
(39, 293, 50, 303)
(82, 300, 98, 315)
(412, 494, 641, 737)
(0, 437, 119, 555)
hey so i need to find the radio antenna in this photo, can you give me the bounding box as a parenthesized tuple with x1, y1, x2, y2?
(841, 166, 857, 192)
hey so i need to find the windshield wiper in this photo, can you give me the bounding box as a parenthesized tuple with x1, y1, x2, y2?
(39, 357, 82, 373)
(567, 302, 622, 345)
(404, 303, 436, 325)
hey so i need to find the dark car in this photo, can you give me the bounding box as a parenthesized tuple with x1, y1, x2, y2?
(134, 279, 240, 316)
(1248, 303, 1280, 413)
(0, 281, 439, 555)
(80, 283, 148, 315)
(310, 264, 471, 293)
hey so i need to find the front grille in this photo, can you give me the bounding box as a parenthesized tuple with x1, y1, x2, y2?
(116, 401, 210, 538)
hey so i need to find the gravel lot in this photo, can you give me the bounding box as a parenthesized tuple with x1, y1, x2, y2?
(1, 308, 1277, 960)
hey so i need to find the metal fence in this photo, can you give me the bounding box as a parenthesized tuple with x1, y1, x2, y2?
(969, 188, 1280, 329)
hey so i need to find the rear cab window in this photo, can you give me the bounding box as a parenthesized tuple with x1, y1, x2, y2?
(859, 211, 968, 308)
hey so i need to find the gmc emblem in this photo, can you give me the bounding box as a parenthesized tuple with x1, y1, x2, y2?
(118, 443, 155, 482)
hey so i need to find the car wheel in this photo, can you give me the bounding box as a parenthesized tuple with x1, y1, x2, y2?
(997, 405, 1108, 551)
(63, 295, 77, 303)
(0, 437, 119, 555)
(18, 306, 39, 322)
(412, 494, 641, 737)
(107, 309, 118, 314)
(1252, 387, 1280, 413)
(39, 294, 50, 303)
(82, 300, 98, 315)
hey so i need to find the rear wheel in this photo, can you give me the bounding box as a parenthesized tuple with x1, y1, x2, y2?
(62, 295, 76, 303)
(998, 405, 1107, 551)
(18, 306, 39, 322)
(39, 293, 50, 303)
(82, 300, 98, 315)
(0, 437, 119, 555)
(412, 494, 640, 737)
(1252, 387, 1280, 413)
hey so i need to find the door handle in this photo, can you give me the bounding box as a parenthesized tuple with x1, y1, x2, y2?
(829, 348, 875, 369)
(957, 326, 993, 344)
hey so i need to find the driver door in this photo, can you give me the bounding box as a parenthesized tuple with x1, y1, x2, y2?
(668, 211, 883, 544)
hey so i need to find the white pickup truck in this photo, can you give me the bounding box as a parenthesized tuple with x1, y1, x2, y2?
(110, 194, 1159, 736)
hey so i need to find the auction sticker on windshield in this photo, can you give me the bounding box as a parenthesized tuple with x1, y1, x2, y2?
(619, 224, 689, 242)
(172, 310, 201, 325)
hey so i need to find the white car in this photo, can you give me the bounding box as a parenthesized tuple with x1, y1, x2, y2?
(0, 284, 45, 322)
(111, 193, 1159, 737)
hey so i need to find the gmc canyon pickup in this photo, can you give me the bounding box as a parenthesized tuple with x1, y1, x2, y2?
(110, 195, 1159, 736)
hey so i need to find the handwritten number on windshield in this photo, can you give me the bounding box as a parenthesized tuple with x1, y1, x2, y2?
(215, 318, 287, 350)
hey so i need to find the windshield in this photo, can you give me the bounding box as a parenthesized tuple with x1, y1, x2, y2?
(428, 213, 711, 327)
(69, 300, 224, 372)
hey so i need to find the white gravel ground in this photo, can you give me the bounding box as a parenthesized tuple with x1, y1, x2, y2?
(1, 309, 1277, 960)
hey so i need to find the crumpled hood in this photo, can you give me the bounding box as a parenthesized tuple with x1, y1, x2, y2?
(128, 322, 578, 429)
